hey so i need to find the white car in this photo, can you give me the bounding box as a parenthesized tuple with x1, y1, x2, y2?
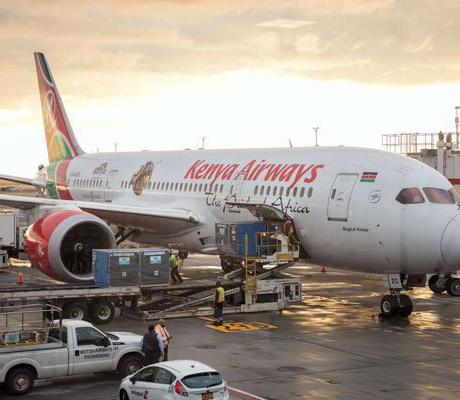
(119, 360, 229, 400)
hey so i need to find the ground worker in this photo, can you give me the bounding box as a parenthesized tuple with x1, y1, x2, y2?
(214, 281, 225, 326)
(155, 319, 172, 361)
(169, 251, 183, 283)
(141, 324, 164, 365)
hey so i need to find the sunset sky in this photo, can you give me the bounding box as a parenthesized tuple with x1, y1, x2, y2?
(2, 0, 460, 176)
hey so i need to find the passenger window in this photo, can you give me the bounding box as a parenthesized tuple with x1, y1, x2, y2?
(220, 184, 224, 193)
(199, 183, 203, 192)
(293, 187, 298, 197)
(203, 184, 208, 192)
(179, 183, 183, 191)
(308, 187, 313, 197)
(75, 327, 107, 346)
(254, 186, 258, 195)
(395, 188, 425, 204)
(155, 368, 175, 385)
(214, 184, 218, 193)
(165, 182, 169, 191)
(279, 187, 284, 197)
(300, 187, 305, 197)
(161, 182, 165, 191)
(331, 189, 336, 199)
(136, 367, 158, 383)
(286, 187, 291, 196)
(194, 183, 198, 192)
(266, 186, 271, 196)
(260, 186, 265, 196)
(175, 182, 178, 191)
(423, 188, 455, 204)
(273, 186, 278, 196)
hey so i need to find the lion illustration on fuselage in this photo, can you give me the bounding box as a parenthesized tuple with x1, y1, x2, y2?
(131, 161, 154, 196)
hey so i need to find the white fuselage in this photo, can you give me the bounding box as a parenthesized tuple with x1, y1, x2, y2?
(56, 146, 460, 275)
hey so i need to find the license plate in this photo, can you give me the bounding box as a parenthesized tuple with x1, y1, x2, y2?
(202, 393, 213, 400)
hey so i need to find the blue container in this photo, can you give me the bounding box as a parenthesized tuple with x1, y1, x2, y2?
(236, 222, 267, 257)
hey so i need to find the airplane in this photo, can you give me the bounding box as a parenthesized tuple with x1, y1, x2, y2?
(1, 52, 460, 318)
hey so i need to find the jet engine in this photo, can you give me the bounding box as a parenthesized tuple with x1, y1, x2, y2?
(24, 209, 116, 283)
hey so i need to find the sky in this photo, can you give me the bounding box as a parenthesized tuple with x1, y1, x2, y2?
(2, 0, 460, 176)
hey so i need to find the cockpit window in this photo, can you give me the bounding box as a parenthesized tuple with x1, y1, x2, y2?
(423, 188, 455, 204)
(395, 188, 425, 204)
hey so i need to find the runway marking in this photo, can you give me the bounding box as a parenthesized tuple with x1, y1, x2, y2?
(200, 318, 278, 333)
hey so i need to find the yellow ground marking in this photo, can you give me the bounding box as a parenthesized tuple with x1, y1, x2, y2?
(203, 320, 278, 333)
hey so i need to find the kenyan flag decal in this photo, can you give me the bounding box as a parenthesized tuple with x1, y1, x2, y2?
(361, 172, 378, 182)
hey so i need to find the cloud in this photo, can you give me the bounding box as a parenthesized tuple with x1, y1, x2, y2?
(256, 19, 316, 29)
(404, 37, 434, 54)
(1, 0, 460, 110)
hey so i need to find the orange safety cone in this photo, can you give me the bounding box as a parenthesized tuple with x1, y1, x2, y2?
(320, 266, 327, 273)
(17, 272, 23, 285)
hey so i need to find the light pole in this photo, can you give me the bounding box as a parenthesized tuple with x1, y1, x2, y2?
(200, 136, 207, 150)
(455, 106, 460, 149)
(312, 127, 319, 147)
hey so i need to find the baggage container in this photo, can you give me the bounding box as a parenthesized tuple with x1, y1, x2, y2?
(93, 248, 170, 288)
(140, 249, 170, 285)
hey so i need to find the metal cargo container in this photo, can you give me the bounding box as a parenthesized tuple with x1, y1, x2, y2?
(140, 249, 170, 285)
(93, 249, 140, 288)
(93, 248, 170, 288)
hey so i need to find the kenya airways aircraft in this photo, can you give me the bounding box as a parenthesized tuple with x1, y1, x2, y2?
(1, 52, 460, 318)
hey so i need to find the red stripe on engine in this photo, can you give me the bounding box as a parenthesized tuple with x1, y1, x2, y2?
(56, 159, 73, 200)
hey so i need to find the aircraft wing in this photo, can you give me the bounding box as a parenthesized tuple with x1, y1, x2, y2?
(0, 174, 47, 188)
(0, 194, 199, 234)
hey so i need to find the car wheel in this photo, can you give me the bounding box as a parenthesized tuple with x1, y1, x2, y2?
(118, 354, 143, 377)
(119, 389, 130, 400)
(6, 367, 35, 395)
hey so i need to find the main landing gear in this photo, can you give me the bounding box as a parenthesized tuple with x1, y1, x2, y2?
(380, 274, 419, 318)
(428, 275, 460, 297)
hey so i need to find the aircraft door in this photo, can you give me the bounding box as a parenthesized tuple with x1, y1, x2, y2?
(104, 169, 118, 203)
(327, 173, 359, 222)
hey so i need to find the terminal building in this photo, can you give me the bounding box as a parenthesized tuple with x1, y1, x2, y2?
(382, 132, 460, 191)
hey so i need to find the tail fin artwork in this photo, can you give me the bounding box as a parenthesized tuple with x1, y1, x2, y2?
(34, 52, 84, 163)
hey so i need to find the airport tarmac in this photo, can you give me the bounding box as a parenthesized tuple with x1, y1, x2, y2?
(2, 254, 460, 399)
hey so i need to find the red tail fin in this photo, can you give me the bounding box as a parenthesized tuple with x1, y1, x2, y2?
(34, 52, 84, 163)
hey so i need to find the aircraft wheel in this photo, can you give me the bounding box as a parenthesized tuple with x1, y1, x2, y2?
(446, 278, 460, 297)
(380, 295, 398, 318)
(397, 294, 413, 317)
(428, 275, 446, 293)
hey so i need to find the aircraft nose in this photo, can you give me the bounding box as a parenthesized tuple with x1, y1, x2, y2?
(441, 215, 460, 268)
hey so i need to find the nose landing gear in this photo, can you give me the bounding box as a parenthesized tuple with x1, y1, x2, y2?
(380, 274, 419, 318)
(380, 293, 413, 318)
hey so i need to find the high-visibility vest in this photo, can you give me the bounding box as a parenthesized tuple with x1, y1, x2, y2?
(169, 254, 178, 267)
(216, 287, 225, 303)
(155, 324, 168, 345)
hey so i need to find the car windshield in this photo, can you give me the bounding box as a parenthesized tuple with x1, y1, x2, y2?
(182, 372, 223, 389)
(423, 188, 455, 204)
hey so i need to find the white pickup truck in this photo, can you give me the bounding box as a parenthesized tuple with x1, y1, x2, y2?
(0, 319, 145, 395)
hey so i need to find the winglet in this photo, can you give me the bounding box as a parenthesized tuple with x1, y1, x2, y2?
(34, 52, 84, 163)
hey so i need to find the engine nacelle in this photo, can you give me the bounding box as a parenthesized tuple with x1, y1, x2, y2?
(24, 210, 116, 283)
